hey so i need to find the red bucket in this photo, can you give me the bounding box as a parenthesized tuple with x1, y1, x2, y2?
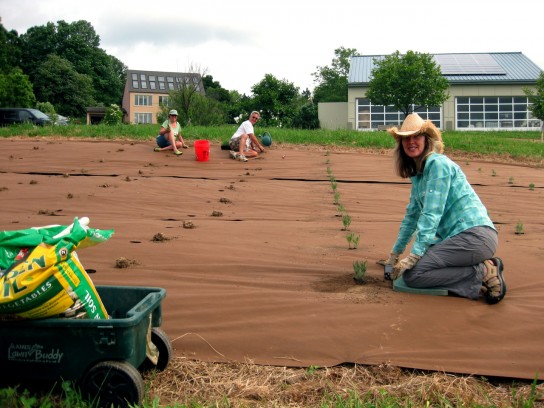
(194, 140, 210, 162)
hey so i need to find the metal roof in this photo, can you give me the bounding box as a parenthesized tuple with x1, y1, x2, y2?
(348, 52, 542, 86)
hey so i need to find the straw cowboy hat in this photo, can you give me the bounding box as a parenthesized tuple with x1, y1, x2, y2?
(387, 113, 444, 153)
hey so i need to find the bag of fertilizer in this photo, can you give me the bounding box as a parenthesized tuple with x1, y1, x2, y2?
(0, 217, 113, 320)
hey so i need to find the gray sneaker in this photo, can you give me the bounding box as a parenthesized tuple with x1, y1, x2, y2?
(237, 153, 248, 162)
(229, 150, 237, 160)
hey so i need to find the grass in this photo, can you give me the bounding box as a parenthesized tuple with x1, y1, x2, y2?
(1, 124, 542, 163)
(2, 362, 540, 407)
(0, 125, 542, 406)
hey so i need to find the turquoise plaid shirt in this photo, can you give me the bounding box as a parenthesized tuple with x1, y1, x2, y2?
(393, 153, 495, 257)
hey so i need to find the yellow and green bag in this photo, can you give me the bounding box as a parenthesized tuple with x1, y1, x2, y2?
(0, 217, 113, 320)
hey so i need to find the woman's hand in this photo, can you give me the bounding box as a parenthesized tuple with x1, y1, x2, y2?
(391, 254, 421, 280)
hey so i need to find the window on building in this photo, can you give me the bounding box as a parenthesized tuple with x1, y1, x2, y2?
(150, 82, 156, 90)
(132, 81, 139, 89)
(134, 95, 153, 106)
(134, 113, 152, 124)
(159, 96, 170, 106)
(131, 73, 137, 80)
(456, 96, 539, 130)
(159, 82, 165, 90)
(141, 82, 147, 89)
(356, 98, 442, 130)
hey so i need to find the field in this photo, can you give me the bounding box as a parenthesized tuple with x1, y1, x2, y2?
(0, 128, 543, 407)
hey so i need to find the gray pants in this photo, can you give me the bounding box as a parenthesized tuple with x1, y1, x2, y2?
(403, 226, 498, 300)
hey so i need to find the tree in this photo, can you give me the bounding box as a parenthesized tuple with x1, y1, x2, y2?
(251, 74, 300, 126)
(366, 50, 450, 117)
(103, 104, 123, 125)
(291, 103, 320, 129)
(33, 54, 95, 116)
(524, 71, 544, 142)
(166, 62, 207, 125)
(202, 75, 231, 103)
(19, 20, 127, 110)
(312, 47, 358, 103)
(187, 94, 228, 126)
(0, 24, 22, 74)
(0, 69, 36, 107)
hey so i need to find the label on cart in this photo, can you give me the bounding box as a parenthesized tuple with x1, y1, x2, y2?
(7, 343, 64, 364)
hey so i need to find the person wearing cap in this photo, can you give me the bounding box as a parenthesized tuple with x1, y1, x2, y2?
(154, 109, 189, 155)
(383, 112, 506, 304)
(229, 111, 265, 162)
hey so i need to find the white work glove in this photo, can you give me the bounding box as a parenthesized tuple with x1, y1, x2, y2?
(391, 254, 421, 280)
(377, 252, 400, 266)
(386, 252, 401, 265)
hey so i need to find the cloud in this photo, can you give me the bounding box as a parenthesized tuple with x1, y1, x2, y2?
(98, 17, 251, 49)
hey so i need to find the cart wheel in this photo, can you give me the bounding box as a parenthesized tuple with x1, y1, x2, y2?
(80, 360, 143, 408)
(140, 327, 173, 372)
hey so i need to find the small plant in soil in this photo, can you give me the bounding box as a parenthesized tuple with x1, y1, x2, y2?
(508, 176, 514, 184)
(491, 169, 497, 177)
(515, 221, 525, 235)
(529, 183, 535, 191)
(337, 204, 346, 214)
(353, 260, 368, 284)
(331, 181, 337, 191)
(346, 232, 360, 249)
(342, 214, 351, 231)
(333, 191, 341, 205)
(326, 166, 332, 175)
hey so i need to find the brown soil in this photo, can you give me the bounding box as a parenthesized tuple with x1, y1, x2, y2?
(1, 137, 543, 405)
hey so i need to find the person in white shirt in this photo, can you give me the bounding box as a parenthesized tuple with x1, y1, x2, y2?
(229, 111, 265, 162)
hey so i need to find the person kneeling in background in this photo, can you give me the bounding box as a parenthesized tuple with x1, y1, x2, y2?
(154, 109, 189, 156)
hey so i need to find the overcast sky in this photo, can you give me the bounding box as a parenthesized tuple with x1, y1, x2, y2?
(2, 0, 543, 95)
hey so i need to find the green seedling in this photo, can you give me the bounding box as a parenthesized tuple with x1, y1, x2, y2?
(529, 183, 535, 191)
(333, 191, 341, 205)
(337, 204, 346, 214)
(325, 150, 330, 156)
(491, 169, 497, 177)
(307, 365, 320, 375)
(508, 176, 514, 184)
(515, 221, 525, 235)
(346, 232, 360, 249)
(353, 260, 368, 281)
(326, 166, 332, 175)
(331, 181, 337, 191)
(342, 214, 351, 231)
(329, 175, 336, 183)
